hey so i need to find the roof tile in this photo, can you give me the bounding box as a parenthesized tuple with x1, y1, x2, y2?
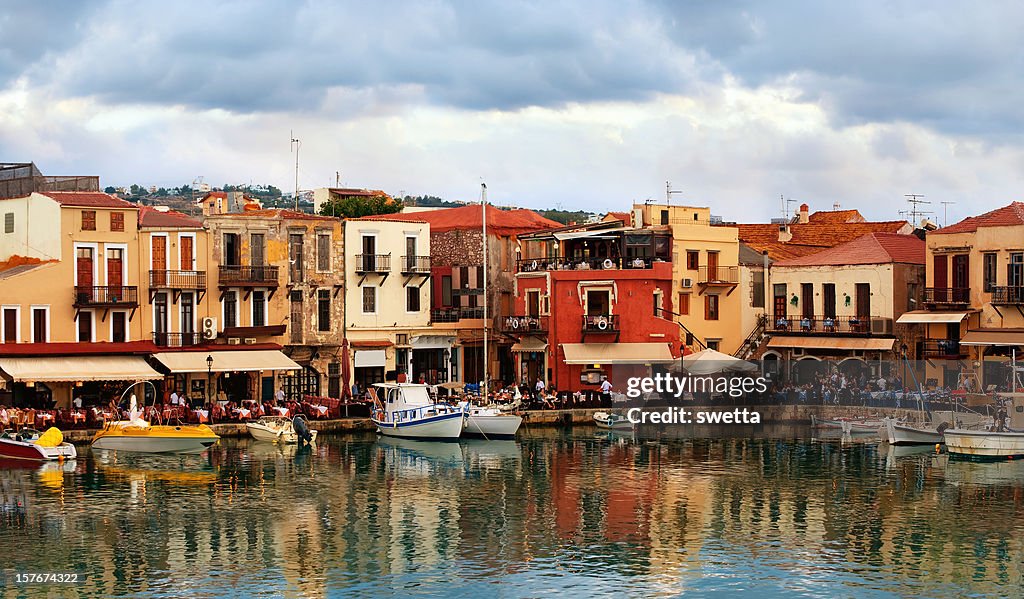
(931, 201, 1024, 234)
(774, 233, 924, 267)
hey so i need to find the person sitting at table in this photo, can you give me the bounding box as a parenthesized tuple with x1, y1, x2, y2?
(823, 316, 836, 332)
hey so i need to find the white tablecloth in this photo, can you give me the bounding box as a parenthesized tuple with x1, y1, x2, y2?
(273, 407, 289, 417)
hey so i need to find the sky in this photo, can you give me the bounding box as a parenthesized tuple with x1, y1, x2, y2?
(1, 1, 1022, 224)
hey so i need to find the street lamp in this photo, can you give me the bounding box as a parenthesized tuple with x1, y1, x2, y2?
(206, 354, 214, 410)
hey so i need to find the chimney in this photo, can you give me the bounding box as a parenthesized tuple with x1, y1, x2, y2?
(798, 203, 809, 224)
(778, 223, 792, 243)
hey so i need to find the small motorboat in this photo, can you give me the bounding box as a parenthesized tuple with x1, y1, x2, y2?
(882, 417, 946, 445)
(92, 394, 220, 454)
(0, 427, 77, 462)
(812, 414, 886, 433)
(370, 383, 466, 440)
(594, 411, 634, 431)
(246, 416, 317, 444)
(463, 405, 523, 439)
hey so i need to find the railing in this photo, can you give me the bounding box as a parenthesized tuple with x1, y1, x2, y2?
(517, 256, 658, 273)
(991, 286, 1024, 304)
(924, 287, 970, 304)
(922, 339, 962, 358)
(501, 315, 548, 333)
(697, 265, 739, 284)
(430, 307, 486, 322)
(150, 270, 207, 289)
(583, 314, 618, 332)
(73, 286, 139, 307)
(400, 255, 431, 274)
(152, 331, 203, 347)
(356, 254, 391, 273)
(218, 265, 279, 286)
(768, 315, 877, 334)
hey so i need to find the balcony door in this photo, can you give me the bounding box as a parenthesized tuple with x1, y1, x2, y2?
(856, 283, 870, 319)
(822, 283, 836, 319)
(587, 290, 610, 316)
(180, 236, 194, 271)
(406, 236, 417, 271)
(107, 248, 124, 289)
(801, 283, 813, 319)
(77, 247, 94, 287)
(362, 236, 376, 271)
(933, 254, 948, 290)
(707, 251, 719, 281)
(952, 255, 969, 296)
(526, 290, 540, 317)
(1010, 253, 1024, 287)
(773, 284, 787, 320)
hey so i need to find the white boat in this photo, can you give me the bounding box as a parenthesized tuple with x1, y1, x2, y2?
(883, 417, 944, 445)
(594, 411, 634, 430)
(0, 428, 77, 461)
(370, 383, 467, 440)
(944, 428, 1024, 460)
(812, 414, 885, 433)
(463, 405, 523, 439)
(246, 416, 318, 444)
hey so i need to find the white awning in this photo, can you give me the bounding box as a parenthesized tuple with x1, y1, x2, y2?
(151, 350, 300, 373)
(354, 349, 387, 368)
(411, 335, 454, 349)
(511, 337, 547, 353)
(553, 227, 629, 241)
(0, 356, 162, 382)
(960, 330, 1024, 346)
(561, 342, 675, 365)
(766, 337, 896, 351)
(896, 311, 969, 324)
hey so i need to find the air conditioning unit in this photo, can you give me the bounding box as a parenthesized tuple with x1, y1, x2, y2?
(201, 317, 218, 340)
(870, 317, 893, 335)
(244, 338, 256, 345)
(227, 337, 241, 345)
(681, 278, 693, 288)
(631, 207, 643, 227)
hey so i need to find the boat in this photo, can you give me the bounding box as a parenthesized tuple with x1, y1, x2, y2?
(92, 419, 221, 454)
(463, 405, 523, 439)
(811, 414, 885, 433)
(944, 428, 1024, 460)
(594, 411, 634, 430)
(246, 416, 318, 444)
(0, 427, 77, 462)
(883, 417, 945, 445)
(370, 383, 467, 440)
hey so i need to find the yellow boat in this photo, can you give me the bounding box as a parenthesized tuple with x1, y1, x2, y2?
(92, 419, 220, 454)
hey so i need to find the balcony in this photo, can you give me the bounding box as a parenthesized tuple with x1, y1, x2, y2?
(152, 331, 203, 347)
(768, 315, 890, 335)
(698, 265, 739, 285)
(501, 315, 548, 333)
(401, 255, 431, 274)
(517, 256, 657, 273)
(921, 339, 963, 359)
(923, 287, 970, 306)
(356, 254, 391, 274)
(74, 286, 139, 308)
(218, 265, 279, 287)
(430, 307, 485, 323)
(582, 314, 618, 333)
(150, 270, 207, 290)
(991, 286, 1024, 304)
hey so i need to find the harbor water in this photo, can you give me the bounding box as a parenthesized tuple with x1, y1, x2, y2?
(2, 427, 1023, 597)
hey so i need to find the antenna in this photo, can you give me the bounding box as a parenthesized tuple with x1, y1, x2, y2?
(335, 171, 340, 187)
(290, 132, 301, 211)
(781, 196, 797, 221)
(666, 181, 682, 205)
(904, 193, 932, 227)
(940, 200, 956, 227)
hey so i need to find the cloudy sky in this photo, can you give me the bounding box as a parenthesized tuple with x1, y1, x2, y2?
(1, 1, 1022, 223)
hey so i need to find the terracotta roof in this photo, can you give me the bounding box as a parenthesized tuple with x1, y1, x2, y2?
(0, 256, 56, 279)
(807, 209, 865, 224)
(349, 213, 428, 223)
(774, 233, 924, 267)
(138, 206, 203, 229)
(200, 191, 227, 200)
(40, 191, 135, 209)
(931, 201, 1024, 235)
(735, 220, 911, 261)
(209, 209, 338, 221)
(604, 211, 631, 224)
(403, 204, 561, 237)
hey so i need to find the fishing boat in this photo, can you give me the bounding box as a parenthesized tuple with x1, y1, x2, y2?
(594, 411, 634, 431)
(811, 414, 885, 433)
(370, 383, 467, 440)
(0, 427, 77, 461)
(883, 417, 945, 445)
(246, 416, 317, 444)
(463, 405, 523, 439)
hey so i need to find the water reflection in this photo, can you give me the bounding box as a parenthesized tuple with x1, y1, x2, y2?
(0, 429, 1023, 597)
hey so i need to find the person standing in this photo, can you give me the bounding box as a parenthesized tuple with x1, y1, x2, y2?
(169, 388, 181, 407)
(534, 378, 545, 402)
(600, 378, 613, 407)
(275, 387, 285, 405)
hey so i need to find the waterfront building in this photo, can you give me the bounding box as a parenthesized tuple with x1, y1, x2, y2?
(904, 202, 1024, 390)
(513, 219, 680, 394)
(754, 232, 924, 382)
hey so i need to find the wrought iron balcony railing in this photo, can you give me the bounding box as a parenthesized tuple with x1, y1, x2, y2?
(218, 265, 279, 286)
(73, 286, 139, 307)
(356, 254, 391, 273)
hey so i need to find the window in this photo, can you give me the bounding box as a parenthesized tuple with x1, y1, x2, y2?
(3, 212, 12, 234)
(660, 210, 669, 225)
(984, 253, 997, 292)
(110, 211, 124, 232)
(752, 270, 765, 308)
(362, 286, 377, 314)
(653, 289, 662, 317)
(686, 251, 699, 270)
(224, 233, 240, 266)
(111, 312, 126, 343)
(223, 291, 238, 328)
(249, 233, 265, 266)
(78, 311, 93, 342)
(705, 294, 720, 320)
(318, 289, 331, 331)
(678, 292, 690, 315)
(181, 293, 195, 334)
(252, 291, 266, 327)
(289, 233, 304, 282)
(290, 290, 303, 343)
(154, 292, 168, 334)
(81, 210, 96, 231)
(707, 339, 720, 351)
(317, 233, 331, 271)
(441, 275, 453, 307)
(31, 306, 48, 342)
(2, 306, 18, 343)
(407, 286, 421, 312)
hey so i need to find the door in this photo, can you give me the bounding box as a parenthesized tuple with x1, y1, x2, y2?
(406, 236, 417, 271)
(154, 293, 168, 338)
(2, 308, 16, 343)
(933, 254, 948, 301)
(289, 234, 304, 282)
(801, 283, 814, 320)
(952, 254, 969, 302)
(152, 236, 166, 287)
(107, 248, 123, 289)
(707, 251, 719, 281)
(855, 283, 870, 332)
(111, 312, 126, 343)
(773, 284, 787, 321)
(77, 247, 94, 296)
(822, 283, 836, 319)
(290, 290, 303, 343)
(527, 290, 540, 317)
(180, 236, 194, 271)
(362, 236, 376, 271)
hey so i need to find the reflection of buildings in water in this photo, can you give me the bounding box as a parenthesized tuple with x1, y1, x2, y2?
(275, 503, 327, 599)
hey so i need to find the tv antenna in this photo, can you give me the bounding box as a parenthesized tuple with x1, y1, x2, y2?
(781, 195, 797, 220)
(290, 132, 301, 211)
(904, 193, 931, 227)
(666, 181, 682, 205)
(940, 200, 956, 227)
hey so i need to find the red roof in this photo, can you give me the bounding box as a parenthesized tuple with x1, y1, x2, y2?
(42, 191, 135, 209)
(807, 209, 865, 224)
(774, 233, 924, 267)
(350, 213, 428, 223)
(139, 206, 203, 228)
(931, 202, 1024, 235)
(735, 220, 911, 261)
(390, 205, 561, 237)
(604, 211, 631, 224)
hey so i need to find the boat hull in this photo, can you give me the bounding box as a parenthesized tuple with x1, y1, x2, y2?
(247, 424, 285, 443)
(594, 412, 634, 430)
(464, 414, 523, 439)
(944, 429, 1024, 459)
(0, 437, 77, 461)
(373, 411, 465, 440)
(884, 418, 944, 445)
(92, 425, 220, 454)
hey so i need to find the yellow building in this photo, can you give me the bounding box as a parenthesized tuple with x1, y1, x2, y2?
(633, 203, 742, 353)
(905, 201, 1024, 390)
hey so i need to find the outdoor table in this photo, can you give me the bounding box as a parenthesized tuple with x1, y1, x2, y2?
(273, 407, 289, 417)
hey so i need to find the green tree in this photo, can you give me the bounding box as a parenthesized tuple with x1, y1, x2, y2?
(318, 193, 402, 218)
(104, 186, 116, 194)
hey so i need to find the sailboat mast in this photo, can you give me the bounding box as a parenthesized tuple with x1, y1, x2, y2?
(481, 183, 489, 398)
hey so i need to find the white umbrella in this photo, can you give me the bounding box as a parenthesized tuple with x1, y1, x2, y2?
(678, 348, 758, 375)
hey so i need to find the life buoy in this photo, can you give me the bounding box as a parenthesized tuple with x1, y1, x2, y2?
(511, 318, 519, 329)
(603, 258, 614, 269)
(597, 317, 609, 330)
(530, 260, 538, 271)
